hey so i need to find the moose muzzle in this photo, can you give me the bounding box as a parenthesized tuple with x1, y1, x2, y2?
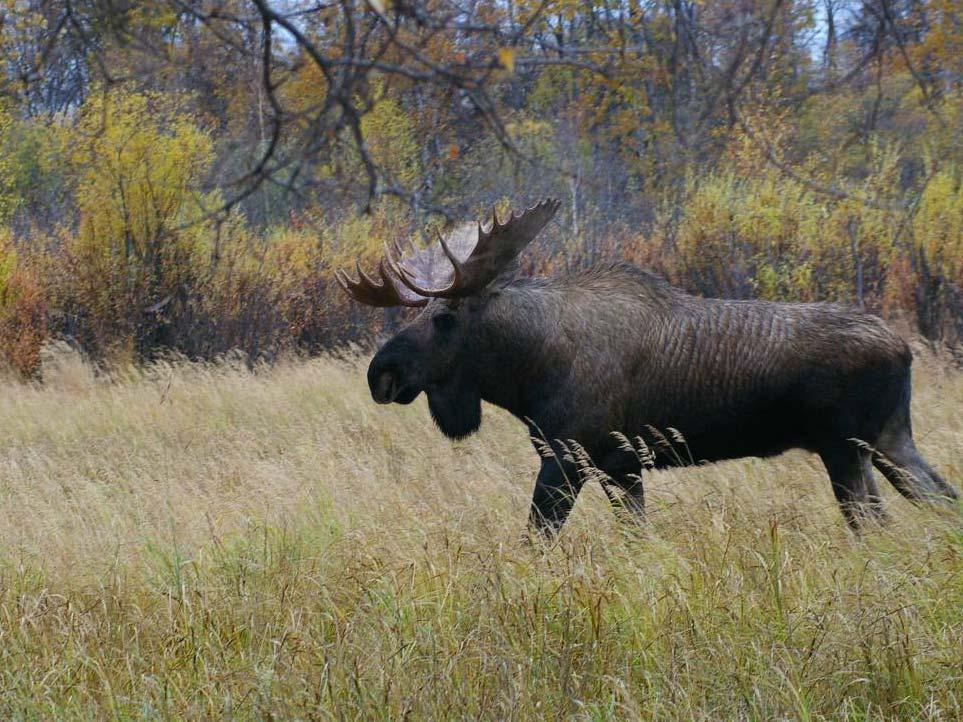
(367, 339, 422, 405)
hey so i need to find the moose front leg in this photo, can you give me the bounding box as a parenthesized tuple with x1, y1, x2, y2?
(528, 459, 584, 537)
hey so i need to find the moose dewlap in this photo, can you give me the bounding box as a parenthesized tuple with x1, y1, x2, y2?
(336, 199, 958, 534)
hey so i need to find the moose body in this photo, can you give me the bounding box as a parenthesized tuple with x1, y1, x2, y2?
(338, 200, 957, 534)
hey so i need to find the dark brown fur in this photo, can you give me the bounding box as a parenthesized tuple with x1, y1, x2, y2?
(367, 262, 958, 534)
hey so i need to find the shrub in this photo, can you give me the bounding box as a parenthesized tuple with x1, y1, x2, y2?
(62, 90, 217, 357)
(0, 233, 47, 376)
(669, 152, 906, 314)
(911, 168, 963, 340)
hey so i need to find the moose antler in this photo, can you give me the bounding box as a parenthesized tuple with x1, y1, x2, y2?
(335, 199, 560, 307)
(334, 259, 428, 307)
(389, 198, 561, 298)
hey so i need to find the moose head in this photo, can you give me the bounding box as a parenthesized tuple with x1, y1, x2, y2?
(336, 199, 561, 441)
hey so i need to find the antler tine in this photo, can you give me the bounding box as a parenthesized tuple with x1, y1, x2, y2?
(385, 238, 422, 282)
(355, 260, 378, 287)
(382, 259, 430, 307)
(334, 268, 351, 294)
(384, 243, 415, 282)
(436, 229, 464, 287)
(384, 241, 399, 267)
(334, 255, 427, 308)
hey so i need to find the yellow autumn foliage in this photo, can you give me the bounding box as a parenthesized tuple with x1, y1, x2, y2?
(914, 168, 963, 286)
(672, 153, 909, 308)
(63, 90, 218, 349)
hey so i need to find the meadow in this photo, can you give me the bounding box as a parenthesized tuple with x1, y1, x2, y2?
(1, 346, 962, 720)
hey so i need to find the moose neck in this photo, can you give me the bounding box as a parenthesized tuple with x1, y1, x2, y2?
(466, 282, 568, 424)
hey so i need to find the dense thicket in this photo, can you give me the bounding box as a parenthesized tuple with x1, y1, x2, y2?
(1, 0, 962, 374)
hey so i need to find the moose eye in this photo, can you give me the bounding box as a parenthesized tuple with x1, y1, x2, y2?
(432, 312, 457, 334)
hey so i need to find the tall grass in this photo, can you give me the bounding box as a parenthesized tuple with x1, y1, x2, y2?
(1, 347, 962, 719)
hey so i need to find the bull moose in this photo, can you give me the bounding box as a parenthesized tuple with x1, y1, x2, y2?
(336, 199, 958, 534)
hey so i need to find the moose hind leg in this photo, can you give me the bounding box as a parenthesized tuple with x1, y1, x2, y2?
(872, 433, 959, 504)
(819, 443, 887, 530)
(872, 390, 958, 504)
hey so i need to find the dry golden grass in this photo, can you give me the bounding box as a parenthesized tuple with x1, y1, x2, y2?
(1, 346, 962, 720)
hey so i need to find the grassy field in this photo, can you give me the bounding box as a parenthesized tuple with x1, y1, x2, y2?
(1, 347, 962, 720)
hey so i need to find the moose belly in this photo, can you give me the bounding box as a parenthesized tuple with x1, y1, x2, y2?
(620, 387, 819, 467)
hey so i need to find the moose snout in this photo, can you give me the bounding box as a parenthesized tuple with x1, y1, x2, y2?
(367, 346, 422, 405)
(370, 369, 398, 404)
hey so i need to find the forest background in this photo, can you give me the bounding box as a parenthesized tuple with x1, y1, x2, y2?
(1, 0, 963, 375)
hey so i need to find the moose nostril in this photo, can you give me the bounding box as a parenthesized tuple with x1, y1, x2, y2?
(372, 371, 397, 404)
